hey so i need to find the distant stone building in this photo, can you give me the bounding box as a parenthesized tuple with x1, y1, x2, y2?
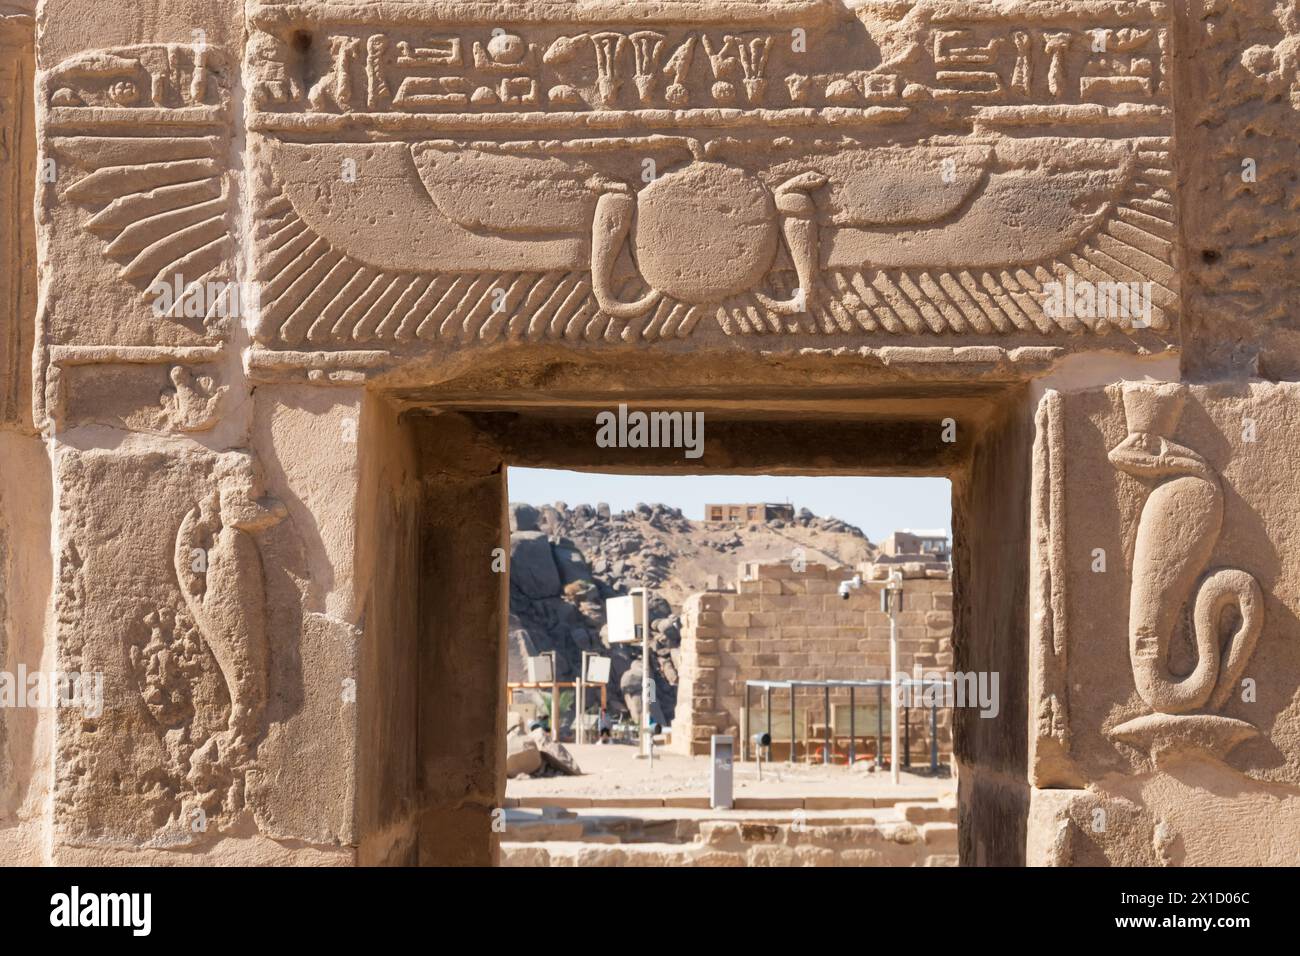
(705, 502, 796, 524)
(881, 528, 951, 563)
(674, 561, 953, 764)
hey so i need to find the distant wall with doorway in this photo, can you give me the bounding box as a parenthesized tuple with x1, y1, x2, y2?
(674, 563, 953, 765)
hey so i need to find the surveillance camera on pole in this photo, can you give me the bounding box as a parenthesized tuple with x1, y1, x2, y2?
(838, 573, 862, 601)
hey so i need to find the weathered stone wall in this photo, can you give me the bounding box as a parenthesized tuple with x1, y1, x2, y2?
(1, 0, 1299, 867)
(1176, 0, 1300, 380)
(675, 563, 953, 761)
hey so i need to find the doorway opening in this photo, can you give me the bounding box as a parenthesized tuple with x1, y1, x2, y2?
(499, 470, 956, 864)
(401, 390, 1035, 866)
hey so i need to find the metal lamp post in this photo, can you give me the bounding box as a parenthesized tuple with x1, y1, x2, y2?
(547, 649, 559, 741)
(882, 571, 904, 785)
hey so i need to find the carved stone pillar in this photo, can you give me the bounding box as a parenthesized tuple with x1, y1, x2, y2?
(0, 2, 34, 427)
(0, 0, 40, 862)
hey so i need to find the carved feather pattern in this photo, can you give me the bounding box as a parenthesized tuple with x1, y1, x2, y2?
(252, 179, 704, 346)
(718, 141, 1177, 336)
(52, 134, 232, 321)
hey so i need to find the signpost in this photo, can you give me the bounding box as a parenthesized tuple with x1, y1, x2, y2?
(604, 593, 641, 645)
(577, 652, 611, 745)
(604, 589, 653, 759)
(526, 652, 558, 738)
(710, 735, 734, 809)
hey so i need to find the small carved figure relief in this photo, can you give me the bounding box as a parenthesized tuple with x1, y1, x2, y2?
(1108, 383, 1265, 762)
(248, 31, 303, 108)
(662, 36, 697, 105)
(590, 32, 628, 108)
(1043, 32, 1073, 97)
(307, 35, 363, 112)
(160, 366, 226, 432)
(171, 456, 286, 818)
(629, 31, 666, 104)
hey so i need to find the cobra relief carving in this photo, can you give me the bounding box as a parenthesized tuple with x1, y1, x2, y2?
(1108, 383, 1264, 760)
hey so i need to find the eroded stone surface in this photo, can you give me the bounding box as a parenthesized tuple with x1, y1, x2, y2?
(0, 0, 1297, 867)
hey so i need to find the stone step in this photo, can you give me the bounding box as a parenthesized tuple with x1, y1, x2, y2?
(503, 798, 955, 847)
(501, 828, 961, 867)
(501, 801, 960, 865)
(895, 801, 958, 824)
(506, 809, 907, 844)
(506, 792, 949, 811)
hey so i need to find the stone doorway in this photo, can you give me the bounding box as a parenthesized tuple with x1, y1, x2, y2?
(400, 377, 1034, 865)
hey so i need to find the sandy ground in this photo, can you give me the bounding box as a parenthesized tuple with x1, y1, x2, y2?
(507, 742, 956, 801)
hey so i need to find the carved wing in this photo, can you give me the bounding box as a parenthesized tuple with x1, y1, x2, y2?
(741, 138, 1178, 336)
(46, 42, 234, 325)
(52, 135, 230, 298)
(255, 140, 691, 346)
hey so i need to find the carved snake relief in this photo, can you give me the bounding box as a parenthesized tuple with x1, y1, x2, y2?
(1108, 385, 1263, 715)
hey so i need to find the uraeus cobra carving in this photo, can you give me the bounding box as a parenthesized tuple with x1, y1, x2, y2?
(1108, 383, 1263, 717)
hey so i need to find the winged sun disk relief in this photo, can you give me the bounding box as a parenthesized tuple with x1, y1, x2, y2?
(54, 129, 1178, 344)
(250, 136, 1176, 345)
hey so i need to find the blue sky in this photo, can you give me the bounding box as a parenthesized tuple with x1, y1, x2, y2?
(506, 469, 951, 545)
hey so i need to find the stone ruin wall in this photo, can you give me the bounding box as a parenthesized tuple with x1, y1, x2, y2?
(675, 563, 953, 761)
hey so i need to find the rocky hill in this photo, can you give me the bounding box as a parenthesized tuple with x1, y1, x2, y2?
(507, 501, 878, 725)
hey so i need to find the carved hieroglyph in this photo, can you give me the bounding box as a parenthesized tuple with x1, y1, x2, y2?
(37, 0, 1179, 363)
(1031, 382, 1300, 781)
(54, 450, 286, 846)
(238, 0, 1178, 351)
(1027, 382, 1300, 865)
(173, 460, 286, 797)
(1106, 384, 1264, 761)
